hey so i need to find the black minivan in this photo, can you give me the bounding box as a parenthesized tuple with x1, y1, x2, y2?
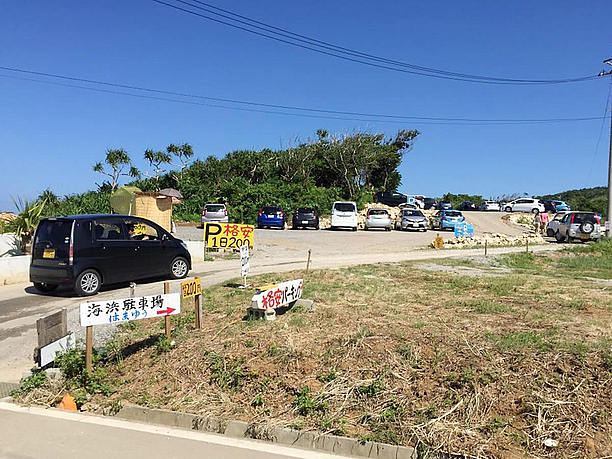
(30, 214, 191, 296)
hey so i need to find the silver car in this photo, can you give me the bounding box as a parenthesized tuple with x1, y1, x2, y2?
(396, 209, 428, 231)
(553, 212, 602, 243)
(365, 208, 391, 231)
(201, 203, 228, 225)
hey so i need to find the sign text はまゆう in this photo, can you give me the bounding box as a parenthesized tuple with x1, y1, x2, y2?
(80, 293, 180, 327)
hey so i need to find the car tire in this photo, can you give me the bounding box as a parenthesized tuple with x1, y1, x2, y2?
(546, 228, 555, 237)
(505, 207, 512, 212)
(315, 225, 320, 230)
(531, 208, 539, 214)
(170, 257, 189, 280)
(33, 282, 58, 293)
(386, 226, 391, 231)
(364, 226, 369, 231)
(74, 269, 102, 296)
(555, 232, 566, 243)
(352, 227, 358, 232)
(580, 222, 594, 234)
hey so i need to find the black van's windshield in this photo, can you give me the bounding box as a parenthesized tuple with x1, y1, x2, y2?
(33, 220, 72, 259)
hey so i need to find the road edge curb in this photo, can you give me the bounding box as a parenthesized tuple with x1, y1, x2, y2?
(115, 403, 417, 458)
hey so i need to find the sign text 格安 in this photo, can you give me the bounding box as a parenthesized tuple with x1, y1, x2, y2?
(251, 279, 303, 310)
(204, 223, 254, 249)
(80, 293, 180, 327)
(181, 278, 202, 299)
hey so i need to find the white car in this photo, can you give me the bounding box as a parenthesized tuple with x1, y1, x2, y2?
(503, 198, 545, 213)
(479, 201, 501, 211)
(546, 211, 569, 237)
(330, 201, 358, 231)
(365, 208, 391, 231)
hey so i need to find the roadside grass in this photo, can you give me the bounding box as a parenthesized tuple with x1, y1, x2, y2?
(497, 239, 612, 280)
(14, 249, 612, 458)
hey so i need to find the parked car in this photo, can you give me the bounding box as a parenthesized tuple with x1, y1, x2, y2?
(479, 201, 501, 211)
(546, 211, 569, 237)
(550, 200, 571, 212)
(292, 207, 319, 230)
(365, 208, 391, 231)
(437, 201, 453, 210)
(373, 191, 407, 207)
(431, 210, 465, 230)
(540, 200, 557, 213)
(459, 201, 478, 211)
(423, 197, 438, 210)
(503, 198, 545, 213)
(550, 212, 602, 243)
(30, 215, 191, 296)
(200, 203, 228, 226)
(330, 201, 358, 231)
(398, 202, 419, 210)
(396, 209, 428, 231)
(257, 206, 286, 229)
(407, 196, 425, 209)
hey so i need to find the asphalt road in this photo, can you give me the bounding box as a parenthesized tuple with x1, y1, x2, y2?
(0, 402, 342, 459)
(0, 211, 533, 382)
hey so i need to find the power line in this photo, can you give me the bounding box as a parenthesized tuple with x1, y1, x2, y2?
(150, 0, 599, 85)
(0, 65, 607, 125)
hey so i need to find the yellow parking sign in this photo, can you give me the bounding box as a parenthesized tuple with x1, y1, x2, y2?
(181, 278, 202, 299)
(203, 222, 254, 249)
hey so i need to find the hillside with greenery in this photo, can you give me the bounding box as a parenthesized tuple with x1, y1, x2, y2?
(34, 129, 420, 224)
(539, 186, 608, 216)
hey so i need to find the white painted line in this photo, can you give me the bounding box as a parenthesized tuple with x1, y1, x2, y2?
(0, 402, 341, 458)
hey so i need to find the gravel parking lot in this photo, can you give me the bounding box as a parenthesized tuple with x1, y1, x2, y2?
(177, 211, 525, 259)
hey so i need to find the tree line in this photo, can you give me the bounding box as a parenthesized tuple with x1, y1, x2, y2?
(37, 129, 420, 223)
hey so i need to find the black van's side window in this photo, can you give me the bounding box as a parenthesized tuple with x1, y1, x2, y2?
(94, 222, 123, 240)
(124, 221, 160, 241)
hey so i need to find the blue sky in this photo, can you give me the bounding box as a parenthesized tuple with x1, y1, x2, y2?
(1, 0, 611, 211)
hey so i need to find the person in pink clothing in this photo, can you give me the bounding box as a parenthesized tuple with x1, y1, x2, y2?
(539, 211, 549, 235)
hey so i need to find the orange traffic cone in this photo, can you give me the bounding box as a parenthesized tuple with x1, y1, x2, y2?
(59, 393, 77, 411)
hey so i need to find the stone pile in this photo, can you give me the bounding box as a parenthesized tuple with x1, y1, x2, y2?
(433, 232, 545, 249)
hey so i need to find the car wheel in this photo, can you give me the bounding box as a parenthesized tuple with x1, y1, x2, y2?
(315, 225, 320, 230)
(170, 257, 189, 279)
(546, 228, 555, 237)
(352, 227, 358, 232)
(386, 226, 391, 231)
(364, 226, 369, 231)
(505, 207, 512, 212)
(33, 282, 58, 293)
(555, 231, 566, 243)
(531, 208, 539, 214)
(74, 269, 101, 296)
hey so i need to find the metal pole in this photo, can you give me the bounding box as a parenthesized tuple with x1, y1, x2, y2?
(598, 59, 612, 237)
(484, 239, 488, 257)
(608, 82, 612, 237)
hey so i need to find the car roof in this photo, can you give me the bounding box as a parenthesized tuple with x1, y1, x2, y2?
(46, 214, 149, 221)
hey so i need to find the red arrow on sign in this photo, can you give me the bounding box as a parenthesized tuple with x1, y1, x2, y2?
(156, 307, 176, 316)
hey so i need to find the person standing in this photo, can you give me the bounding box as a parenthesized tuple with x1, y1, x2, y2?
(539, 211, 549, 235)
(533, 210, 541, 234)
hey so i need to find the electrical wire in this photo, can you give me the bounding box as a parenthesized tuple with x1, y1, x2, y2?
(150, 0, 599, 85)
(0, 66, 607, 125)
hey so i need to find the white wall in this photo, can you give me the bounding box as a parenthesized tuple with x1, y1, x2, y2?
(0, 233, 22, 258)
(0, 255, 30, 285)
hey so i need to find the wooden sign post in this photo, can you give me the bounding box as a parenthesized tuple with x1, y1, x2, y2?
(164, 282, 171, 340)
(181, 277, 202, 330)
(85, 325, 93, 372)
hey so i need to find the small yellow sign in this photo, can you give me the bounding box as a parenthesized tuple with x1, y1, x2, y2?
(203, 223, 255, 249)
(181, 278, 202, 299)
(43, 248, 56, 259)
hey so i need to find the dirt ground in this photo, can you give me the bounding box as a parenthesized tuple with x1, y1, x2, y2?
(18, 246, 611, 458)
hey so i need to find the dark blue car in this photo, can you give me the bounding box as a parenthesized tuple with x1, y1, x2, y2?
(257, 206, 286, 229)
